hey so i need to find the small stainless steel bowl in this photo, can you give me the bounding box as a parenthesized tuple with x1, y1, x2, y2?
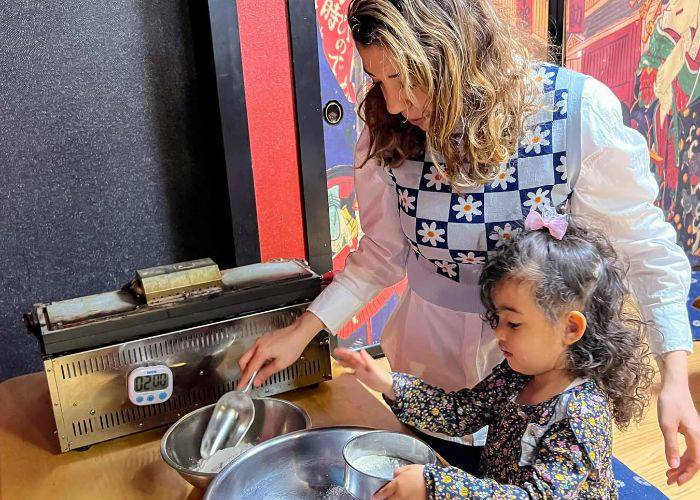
(161, 397, 310, 489)
(343, 430, 437, 499)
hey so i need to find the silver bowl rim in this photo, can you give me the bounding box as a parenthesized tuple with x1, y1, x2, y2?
(160, 397, 312, 478)
(342, 429, 438, 480)
(204, 425, 378, 499)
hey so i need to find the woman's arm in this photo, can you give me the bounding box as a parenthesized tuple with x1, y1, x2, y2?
(239, 127, 410, 386)
(570, 77, 699, 485)
(307, 127, 410, 334)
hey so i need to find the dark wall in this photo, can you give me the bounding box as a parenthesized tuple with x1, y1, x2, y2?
(0, 1, 236, 380)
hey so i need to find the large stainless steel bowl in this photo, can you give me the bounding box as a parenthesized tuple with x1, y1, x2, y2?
(161, 397, 310, 489)
(205, 426, 373, 499)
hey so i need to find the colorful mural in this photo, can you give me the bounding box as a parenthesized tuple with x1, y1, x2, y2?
(316, 0, 406, 350)
(565, 0, 700, 259)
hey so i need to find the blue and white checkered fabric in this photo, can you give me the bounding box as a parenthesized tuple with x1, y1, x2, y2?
(389, 64, 574, 283)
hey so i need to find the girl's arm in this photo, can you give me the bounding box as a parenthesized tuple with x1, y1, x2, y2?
(334, 349, 520, 437)
(386, 362, 521, 437)
(422, 418, 606, 498)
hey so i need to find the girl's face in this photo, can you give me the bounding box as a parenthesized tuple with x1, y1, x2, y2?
(357, 43, 430, 131)
(490, 278, 586, 376)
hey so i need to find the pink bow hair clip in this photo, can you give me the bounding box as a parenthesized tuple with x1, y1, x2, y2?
(524, 201, 568, 240)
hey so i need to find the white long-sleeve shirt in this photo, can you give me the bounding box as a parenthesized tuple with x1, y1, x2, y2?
(309, 75, 692, 393)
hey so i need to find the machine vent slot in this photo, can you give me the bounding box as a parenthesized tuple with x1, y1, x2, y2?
(196, 387, 207, 405)
(217, 381, 233, 397)
(71, 418, 95, 437)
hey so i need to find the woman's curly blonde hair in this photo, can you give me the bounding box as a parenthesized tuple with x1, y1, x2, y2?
(348, 0, 543, 188)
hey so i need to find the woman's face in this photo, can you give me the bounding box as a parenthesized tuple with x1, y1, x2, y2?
(357, 43, 430, 131)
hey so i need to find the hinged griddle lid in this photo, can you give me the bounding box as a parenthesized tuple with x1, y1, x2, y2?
(26, 260, 321, 356)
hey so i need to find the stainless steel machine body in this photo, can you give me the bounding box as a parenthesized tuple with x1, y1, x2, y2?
(25, 260, 332, 452)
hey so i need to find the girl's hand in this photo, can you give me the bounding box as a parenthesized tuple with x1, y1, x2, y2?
(238, 312, 323, 389)
(372, 465, 427, 500)
(333, 348, 395, 399)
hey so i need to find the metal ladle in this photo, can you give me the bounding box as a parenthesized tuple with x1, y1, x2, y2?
(199, 369, 259, 459)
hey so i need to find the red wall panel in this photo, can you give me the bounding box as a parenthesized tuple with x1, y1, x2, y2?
(580, 20, 642, 106)
(237, 0, 307, 261)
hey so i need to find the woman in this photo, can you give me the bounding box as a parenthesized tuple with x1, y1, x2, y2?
(240, 0, 698, 485)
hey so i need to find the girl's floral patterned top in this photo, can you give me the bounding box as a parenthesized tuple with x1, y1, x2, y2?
(388, 361, 616, 498)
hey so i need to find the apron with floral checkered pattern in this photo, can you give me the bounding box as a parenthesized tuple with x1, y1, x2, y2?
(387, 64, 586, 312)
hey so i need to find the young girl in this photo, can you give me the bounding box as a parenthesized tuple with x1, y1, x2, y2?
(335, 207, 655, 499)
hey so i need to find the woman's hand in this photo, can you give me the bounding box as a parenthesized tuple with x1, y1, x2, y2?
(373, 465, 427, 500)
(658, 351, 700, 486)
(237, 311, 323, 389)
(333, 348, 395, 399)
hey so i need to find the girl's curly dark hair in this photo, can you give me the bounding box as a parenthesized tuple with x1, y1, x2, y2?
(479, 219, 655, 429)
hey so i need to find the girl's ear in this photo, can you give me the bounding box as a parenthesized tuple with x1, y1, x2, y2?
(564, 311, 587, 345)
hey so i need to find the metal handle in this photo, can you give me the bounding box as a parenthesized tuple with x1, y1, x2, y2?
(243, 369, 258, 394)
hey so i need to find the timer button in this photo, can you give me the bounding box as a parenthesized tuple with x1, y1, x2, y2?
(159, 392, 167, 400)
(147, 395, 155, 402)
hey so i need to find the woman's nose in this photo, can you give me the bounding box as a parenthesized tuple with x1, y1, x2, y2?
(382, 85, 407, 115)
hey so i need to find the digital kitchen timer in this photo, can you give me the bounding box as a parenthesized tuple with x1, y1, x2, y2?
(127, 365, 173, 406)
